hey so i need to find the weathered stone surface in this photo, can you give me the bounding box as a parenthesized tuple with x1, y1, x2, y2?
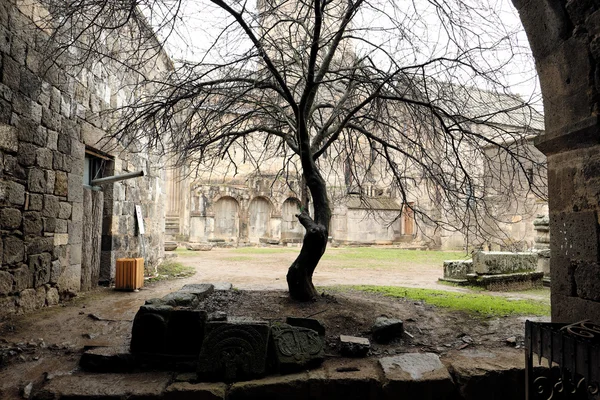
(165, 241, 178, 251)
(209, 311, 228, 321)
(259, 237, 280, 245)
(0, 124, 17, 152)
(270, 323, 325, 372)
(42, 194, 60, 218)
(57, 263, 81, 295)
(167, 309, 208, 356)
(35, 372, 172, 399)
(28, 193, 43, 211)
(18, 142, 38, 167)
(319, 358, 383, 400)
(0, 295, 16, 315)
(286, 317, 326, 336)
(442, 348, 525, 400)
(198, 321, 270, 382)
(340, 335, 370, 358)
(12, 264, 32, 291)
(0, 207, 21, 229)
(228, 373, 310, 400)
(162, 292, 200, 308)
(54, 170, 68, 196)
(17, 288, 37, 313)
(573, 261, 600, 301)
(467, 271, 544, 291)
(35, 285, 46, 308)
(380, 353, 454, 400)
(0, 270, 13, 295)
(80, 346, 136, 373)
(22, 211, 42, 235)
(472, 252, 537, 275)
(29, 252, 51, 287)
(165, 382, 227, 400)
(443, 260, 473, 279)
(187, 243, 213, 251)
(130, 304, 173, 354)
(58, 201, 72, 219)
(180, 283, 215, 299)
(371, 317, 404, 344)
(213, 282, 233, 291)
(7, 181, 25, 205)
(3, 236, 24, 264)
(46, 286, 59, 305)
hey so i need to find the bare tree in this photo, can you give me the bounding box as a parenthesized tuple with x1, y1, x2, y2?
(38, 0, 546, 301)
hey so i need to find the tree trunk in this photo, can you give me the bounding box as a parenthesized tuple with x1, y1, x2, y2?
(287, 170, 331, 301)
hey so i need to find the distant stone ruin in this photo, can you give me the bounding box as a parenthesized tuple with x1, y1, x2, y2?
(439, 251, 544, 291)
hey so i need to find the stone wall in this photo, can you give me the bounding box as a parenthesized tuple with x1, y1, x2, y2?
(0, 1, 167, 317)
(515, 0, 600, 323)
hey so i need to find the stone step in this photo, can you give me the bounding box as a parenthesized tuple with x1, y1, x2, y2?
(32, 349, 531, 400)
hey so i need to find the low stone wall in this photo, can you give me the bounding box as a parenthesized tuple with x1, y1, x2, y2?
(472, 252, 537, 274)
(34, 348, 533, 400)
(440, 252, 543, 290)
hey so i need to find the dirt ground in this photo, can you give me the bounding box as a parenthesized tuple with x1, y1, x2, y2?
(0, 248, 549, 399)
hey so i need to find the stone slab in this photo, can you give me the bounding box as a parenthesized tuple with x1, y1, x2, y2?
(441, 348, 525, 400)
(228, 372, 310, 400)
(340, 335, 370, 357)
(180, 283, 215, 299)
(165, 382, 227, 400)
(187, 243, 213, 251)
(79, 346, 136, 373)
(35, 372, 171, 399)
(443, 260, 474, 279)
(317, 358, 383, 400)
(270, 323, 324, 372)
(198, 321, 270, 382)
(472, 251, 537, 275)
(380, 353, 454, 400)
(371, 317, 404, 344)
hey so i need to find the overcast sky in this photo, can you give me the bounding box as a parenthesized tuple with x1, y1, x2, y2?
(147, 0, 541, 108)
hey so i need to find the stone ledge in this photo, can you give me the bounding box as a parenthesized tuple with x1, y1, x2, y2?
(34, 350, 532, 400)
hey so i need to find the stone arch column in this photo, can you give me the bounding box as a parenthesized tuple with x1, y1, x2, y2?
(514, 0, 600, 322)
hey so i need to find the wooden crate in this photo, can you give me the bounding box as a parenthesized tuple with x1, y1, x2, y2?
(115, 258, 144, 290)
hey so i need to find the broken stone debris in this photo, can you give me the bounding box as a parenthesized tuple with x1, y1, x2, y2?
(340, 335, 370, 357)
(371, 317, 404, 343)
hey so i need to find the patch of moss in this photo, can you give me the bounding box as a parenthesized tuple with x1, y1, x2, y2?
(147, 261, 196, 282)
(344, 285, 550, 317)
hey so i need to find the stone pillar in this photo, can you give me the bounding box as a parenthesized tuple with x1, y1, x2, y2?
(533, 214, 550, 281)
(514, 0, 600, 323)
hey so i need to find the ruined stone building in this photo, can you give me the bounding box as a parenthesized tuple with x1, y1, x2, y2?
(0, 1, 168, 316)
(164, 88, 546, 250)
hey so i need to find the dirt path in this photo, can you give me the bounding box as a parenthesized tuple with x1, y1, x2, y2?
(170, 247, 549, 302)
(0, 247, 549, 399)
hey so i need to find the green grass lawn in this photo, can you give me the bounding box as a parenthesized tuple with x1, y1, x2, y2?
(322, 247, 467, 267)
(343, 285, 550, 317)
(175, 245, 466, 269)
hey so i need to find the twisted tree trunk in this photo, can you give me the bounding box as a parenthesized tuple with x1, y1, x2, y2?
(286, 169, 331, 301)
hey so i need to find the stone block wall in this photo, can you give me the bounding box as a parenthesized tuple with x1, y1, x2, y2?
(514, 0, 600, 322)
(0, 1, 166, 317)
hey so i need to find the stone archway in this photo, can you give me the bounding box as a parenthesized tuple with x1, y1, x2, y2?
(248, 197, 272, 243)
(281, 198, 304, 242)
(214, 196, 240, 241)
(514, 0, 600, 323)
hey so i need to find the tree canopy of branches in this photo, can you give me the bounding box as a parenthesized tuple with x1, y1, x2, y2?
(39, 0, 546, 301)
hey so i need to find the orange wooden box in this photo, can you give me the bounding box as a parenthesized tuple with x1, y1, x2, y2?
(115, 258, 144, 290)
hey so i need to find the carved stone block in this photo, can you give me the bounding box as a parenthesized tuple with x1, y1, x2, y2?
(197, 321, 270, 382)
(270, 323, 324, 373)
